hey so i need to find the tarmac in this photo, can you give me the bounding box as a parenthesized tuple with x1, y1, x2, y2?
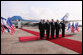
(1, 26, 82, 54)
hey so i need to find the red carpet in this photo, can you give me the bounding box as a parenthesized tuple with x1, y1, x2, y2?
(19, 36, 40, 42)
(48, 38, 82, 54)
(19, 35, 72, 42)
(19, 28, 40, 36)
(19, 28, 82, 54)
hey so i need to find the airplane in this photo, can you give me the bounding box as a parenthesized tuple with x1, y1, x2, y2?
(11, 13, 82, 27)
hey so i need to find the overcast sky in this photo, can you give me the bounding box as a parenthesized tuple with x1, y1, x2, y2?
(1, 1, 82, 21)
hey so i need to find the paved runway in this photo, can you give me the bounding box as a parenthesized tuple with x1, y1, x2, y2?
(1, 27, 82, 54)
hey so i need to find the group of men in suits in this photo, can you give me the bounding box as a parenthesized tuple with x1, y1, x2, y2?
(39, 19, 65, 40)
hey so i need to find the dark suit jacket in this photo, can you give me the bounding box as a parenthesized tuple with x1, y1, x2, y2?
(50, 22, 55, 30)
(55, 22, 60, 30)
(45, 22, 50, 30)
(60, 22, 65, 29)
(39, 22, 45, 31)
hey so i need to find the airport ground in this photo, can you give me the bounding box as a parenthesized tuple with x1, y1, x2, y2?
(1, 26, 82, 54)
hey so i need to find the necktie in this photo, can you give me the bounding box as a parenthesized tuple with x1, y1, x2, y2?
(53, 22, 54, 25)
(41, 22, 43, 24)
(47, 22, 49, 24)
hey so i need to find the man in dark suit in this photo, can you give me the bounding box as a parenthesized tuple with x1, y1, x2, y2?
(60, 20, 65, 37)
(55, 20, 60, 38)
(43, 19, 45, 38)
(39, 19, 45, 40)
(45, 20, 50, 39)
(50, 19, 55, 39)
